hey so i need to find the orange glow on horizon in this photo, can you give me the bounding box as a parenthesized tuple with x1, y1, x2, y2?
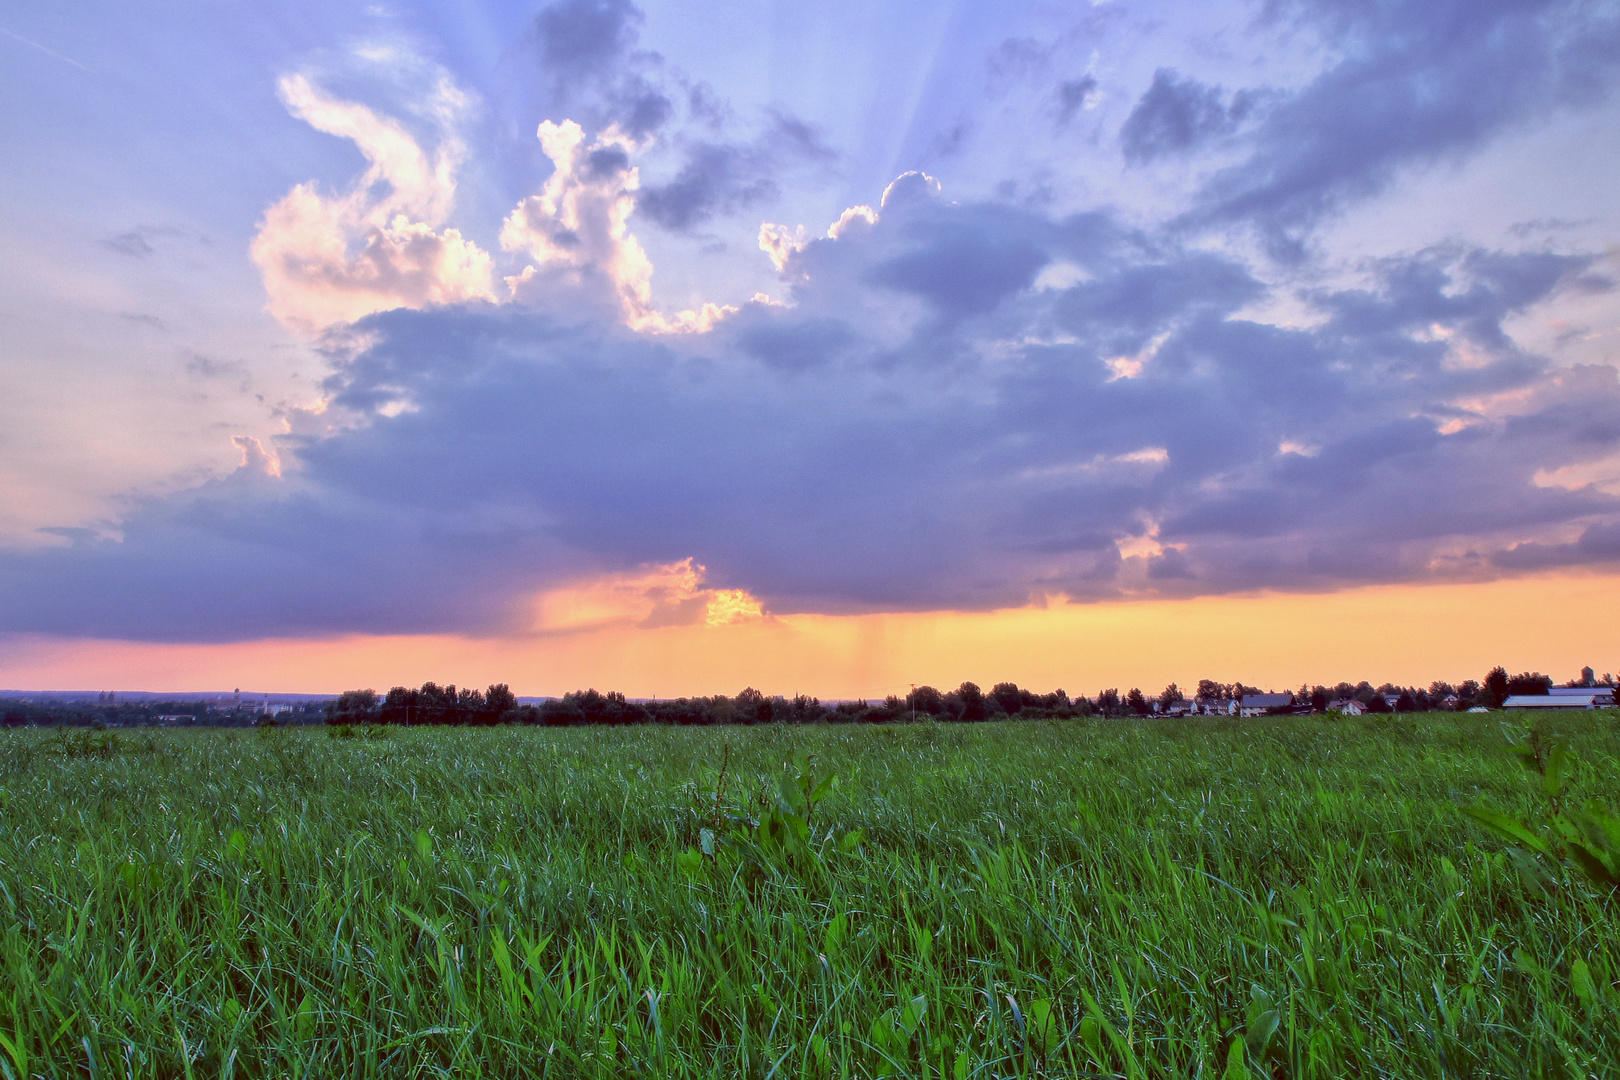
(2, 571, 1617, 698)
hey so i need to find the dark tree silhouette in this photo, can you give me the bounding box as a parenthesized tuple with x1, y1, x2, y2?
(990, 682, 1024, 715)
(909, 685, 944, 715)
(956, 682, 987, 722)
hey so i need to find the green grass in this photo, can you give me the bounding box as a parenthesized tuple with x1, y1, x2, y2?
(0, 713, 1617, 1078)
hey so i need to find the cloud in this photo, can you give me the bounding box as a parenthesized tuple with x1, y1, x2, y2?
(533, 0, 641, 85)
(636, 143, 779, 232)
(103, 231, 155, 258)
(1494, 520, 1620, 570)
(1182, 0, 1620, 254)
(500, 119, 732, 333)
(1121, 69, 1254, 163)
(250, 70, 496, 333)
(101, 224, 189, 259)
(524, 0, 834, 235)
(255, 52, 738, 339)
(528, 0, 673, 139)
(636, 113, 836, 234)
(1055, 76, 1098, 127)
(5, 164, 1618, 642)
(534, 557, 764, 631)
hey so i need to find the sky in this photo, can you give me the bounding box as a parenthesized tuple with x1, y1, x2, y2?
(2, 0, 1619, 697)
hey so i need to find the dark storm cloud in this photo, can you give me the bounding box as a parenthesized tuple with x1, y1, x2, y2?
(1120, 69, 1254, 163)
(732, 313, 858, 373)
(638, 146, 779, 231)
(529, 0, 672, 138)
(868, 228, 1049, 320)
(1495, 520, 1620, 570)
(2, 181, 1616, 640)
(638, 114, 836, 233)
(1182, 0, 1620, 254)
(1055, 76, 1098, 126)
(532, 0, 641, 85)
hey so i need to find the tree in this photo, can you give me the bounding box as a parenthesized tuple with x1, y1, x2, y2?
(324, 688, 378, 725)
(483, 683, 518, 723)
(1096, 688, 1120, 716)
(1505, 671, 1552, 697)
(1125, 688, 1150, 716)
(783, 694, 824, 723)
(1195, 679, 1227, 703)
(909, 685, 943, 715)
(378, 686, 416, 724)
(736, 687, 773, 724)
(1158, 683, 1185, 711)
(1394, 690, 1416, 713)
(956, 682, 987, 722)
(1482, 666, 1509, 708)
(990, 682, 1023, 715)
(1310, 686, 1328, 713)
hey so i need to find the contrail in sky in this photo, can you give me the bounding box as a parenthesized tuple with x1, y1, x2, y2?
(0, 26, 90, 71)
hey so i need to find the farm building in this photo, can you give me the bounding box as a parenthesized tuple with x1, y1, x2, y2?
(1503, 693, 1604, 710)
(1239, 692, 1295, 717)
(1548, 686, 1615, 706)
(1328, 698, 1369, 715)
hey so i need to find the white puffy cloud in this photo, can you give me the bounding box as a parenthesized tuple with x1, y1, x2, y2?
(500, 120, 734, 333)
(250, 71, 496, 333)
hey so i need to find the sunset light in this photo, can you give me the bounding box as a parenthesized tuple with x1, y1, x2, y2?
(5, 3, 1620, 1072)
(4, 0, 1620, 699)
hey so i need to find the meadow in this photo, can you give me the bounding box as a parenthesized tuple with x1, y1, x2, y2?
(0, 713, 1616, 1078)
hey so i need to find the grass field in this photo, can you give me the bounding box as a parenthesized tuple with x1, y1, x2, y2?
(1, 713, 1617, 1078)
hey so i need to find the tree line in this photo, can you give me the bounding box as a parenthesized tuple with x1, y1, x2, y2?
(0, 662, 1595, 730)
(318, 664, 1603, 728)
(0, 697, 326, 729)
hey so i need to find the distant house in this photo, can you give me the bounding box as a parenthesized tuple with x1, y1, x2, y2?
(1439, 694, 1461, 710)
(1504, 693, 1602, 710)
(1328, 698, 1369, 716)
(1549, 686, 1615, 706)
(1239, 692, 1295, 717)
